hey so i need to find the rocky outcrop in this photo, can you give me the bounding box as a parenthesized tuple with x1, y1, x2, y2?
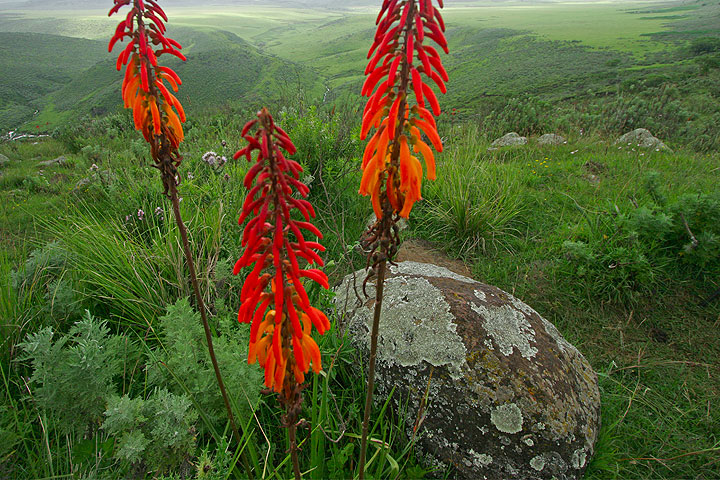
(614, 128, 670, 151)
(538, 134, 566, 146)
(489, 132, 527, 149)
(336, 262, 600, 479)
(36, 155, 67, 167)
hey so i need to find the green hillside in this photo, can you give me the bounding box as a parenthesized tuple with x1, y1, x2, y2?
(2, 0, 719, 150)
(1, 28, 324, 131)
(0, 32, 105, 129)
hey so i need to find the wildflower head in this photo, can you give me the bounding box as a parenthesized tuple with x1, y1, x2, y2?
(234, 108, 330, 392)
(359, 0, 448, 220)
(109, 0, 186, 166)
(202, 151, 217, 166)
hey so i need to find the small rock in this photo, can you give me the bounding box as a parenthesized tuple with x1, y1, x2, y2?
(537, 134, 566, 146)
(73, 170, 113, 193)
(0, 153, 9, 168)
(489, 132, 528, 149)
(614, 129, 670, 151)
(36, 155, 67, 167)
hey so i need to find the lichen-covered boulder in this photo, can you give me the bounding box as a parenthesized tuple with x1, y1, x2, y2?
(614, 128, 671, 151)
(335, 262, 600, 479)
(489, 132, 527, 149)
(538, 133, 567, 146)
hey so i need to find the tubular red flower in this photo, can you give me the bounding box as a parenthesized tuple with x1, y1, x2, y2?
(109, 0, 185, 152)
(360, 0, 448, 219)
(234, 109, 329, 393)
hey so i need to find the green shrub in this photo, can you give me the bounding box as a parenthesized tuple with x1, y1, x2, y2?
(560, 183, 720, 304)
(147, 298, 262, 430)
(103, 389, 198, 472)
(689, 37, 720, 56)
(483, 95, 555, 138)
(17, 312, 133, 436)
(11, 242, 82, 324)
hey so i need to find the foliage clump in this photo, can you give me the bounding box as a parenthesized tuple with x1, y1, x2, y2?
(18, 312, 129, 436)
(561, 177, 720, 304)
(147, 297, 262, 428)
(103, 389, 197, 472)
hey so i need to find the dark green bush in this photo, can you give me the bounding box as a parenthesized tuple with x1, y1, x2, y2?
(560, 181, 720, 304)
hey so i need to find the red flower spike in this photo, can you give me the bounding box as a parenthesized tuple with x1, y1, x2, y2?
(360, 0, 448, 219)
(234, 108, 329, 393)
(109, 0, 185, 152)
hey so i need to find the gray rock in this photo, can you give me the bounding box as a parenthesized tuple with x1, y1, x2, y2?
(614, 128, 670, 151)
(36, 155, 67, 167)
(538, 134, 566, 146)
(0, 153, 9, 168)
(489, 132, 528, 149)
(73, 170, 113, 192)
(336, 262, 600, 479)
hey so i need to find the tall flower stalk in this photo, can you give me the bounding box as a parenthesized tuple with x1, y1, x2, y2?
(234, 108, 330, 480)
(108, 2, 250, 475)
(357, 0, 448, 477)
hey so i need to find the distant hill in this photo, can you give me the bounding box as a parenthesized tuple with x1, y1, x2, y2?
(0, 28, 324, 132)
(0, 32, 106, 130)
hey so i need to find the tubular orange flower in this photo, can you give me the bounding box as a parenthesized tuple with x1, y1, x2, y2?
(234, 108, 329, 393)
(109, 0, 186, 156)
(360, 0, 448, 219)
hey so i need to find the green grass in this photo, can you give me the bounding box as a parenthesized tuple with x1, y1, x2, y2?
(411, 124, 720, 478)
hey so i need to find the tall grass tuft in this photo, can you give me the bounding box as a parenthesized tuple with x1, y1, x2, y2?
(39, 200, 224, 329)
(418, 145, 525, 257)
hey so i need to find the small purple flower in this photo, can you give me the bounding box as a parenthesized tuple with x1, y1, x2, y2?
(155, 207, 164, 218)
(90, 163, 99, 171)
(125, 215, 131, 222)
(137, 209, 145, 220)
(187, 172, 194, 180)
(202, 151, 217, 166)
(224, 173, 230, 181)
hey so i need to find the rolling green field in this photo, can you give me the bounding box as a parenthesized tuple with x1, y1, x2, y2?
(2, 0, 719, 135)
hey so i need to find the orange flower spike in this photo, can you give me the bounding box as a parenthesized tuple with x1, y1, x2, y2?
(360, 0, 448, 218)
(234, 108, 329, 393)
(109, 0, 186, 148)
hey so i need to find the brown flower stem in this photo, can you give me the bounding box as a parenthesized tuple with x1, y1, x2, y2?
(166, 175, 254, 479)
(359, 257, 387, 480)
(289, 421, 302, 480)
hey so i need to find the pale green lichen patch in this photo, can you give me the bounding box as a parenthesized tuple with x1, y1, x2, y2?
(390, 261, 476, 284)
(471, 302, 538, 359)
(474, 289, 487, 302)
(340, 275, 468, 379)
(468, 449, 493, 467)
(530, 455, 546, 471)
(491, 403, 523, 434)
(571, 448, 587, 469)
